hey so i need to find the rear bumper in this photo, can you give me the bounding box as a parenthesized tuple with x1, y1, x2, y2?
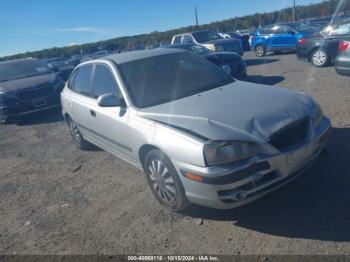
(335, 55, 350, 76)
(173, 117, 331, 209)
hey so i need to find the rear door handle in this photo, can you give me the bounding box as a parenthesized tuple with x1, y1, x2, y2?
(67, 100, 73, 107)
(90, 109, 96, 118)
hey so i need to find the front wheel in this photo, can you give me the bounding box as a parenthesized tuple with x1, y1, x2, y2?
(311, 49, 329, 67)
(144, 149, 189, 211)
(0, 109, 8, 124)
(67, 117, 91, 150)
(255, 45, 266, 57)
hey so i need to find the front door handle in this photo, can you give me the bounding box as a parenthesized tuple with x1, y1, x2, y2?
(90, 109, 96, 118)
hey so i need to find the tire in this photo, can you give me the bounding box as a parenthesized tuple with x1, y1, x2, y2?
(0, 108, 8, 124)
(255, 45, 266, 57)
(67, 117, 91, 150)
(144, 149, 189, 211)
(311, 49, 329, 67)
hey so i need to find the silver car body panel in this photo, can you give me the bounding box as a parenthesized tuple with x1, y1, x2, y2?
(61, 49, 331, 209)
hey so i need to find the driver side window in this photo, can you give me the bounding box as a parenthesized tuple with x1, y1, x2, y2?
(93, 64, 121, 99)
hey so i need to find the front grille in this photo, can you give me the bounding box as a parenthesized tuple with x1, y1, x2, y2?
(16, 85, 54, 101)
(269, 117, 309, 151)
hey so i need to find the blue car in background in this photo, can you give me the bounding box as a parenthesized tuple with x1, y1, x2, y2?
(251, 23, 316, 57)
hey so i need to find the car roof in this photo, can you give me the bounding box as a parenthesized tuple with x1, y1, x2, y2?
(174, 30, 213, 36)
(101, 48, 184, 65)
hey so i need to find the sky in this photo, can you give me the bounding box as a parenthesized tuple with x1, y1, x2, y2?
(0, 0, 324, 56)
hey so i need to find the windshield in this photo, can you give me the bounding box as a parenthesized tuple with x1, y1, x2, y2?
(192, 31, 223, 43)
(119, 52, 234, 108)
(0, 60, 52, 82)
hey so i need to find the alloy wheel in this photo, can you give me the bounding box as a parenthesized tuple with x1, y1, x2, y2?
(256, 46, 265, 57)
(69, 120, 82, 147)
(312, 50, 327, 66)
(148, 159, 177, 203)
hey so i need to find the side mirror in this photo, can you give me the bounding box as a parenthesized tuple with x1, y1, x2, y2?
(288, 30, 296, 35)
(97, 93, 125, 107)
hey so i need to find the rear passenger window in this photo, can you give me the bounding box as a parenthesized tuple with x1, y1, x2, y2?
(73, 65, 93, 96)
(93, 65, 121, 98)
(173, 36, 182, 44)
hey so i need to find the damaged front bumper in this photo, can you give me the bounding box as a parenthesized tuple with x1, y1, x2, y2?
(173, 116, 331, 209)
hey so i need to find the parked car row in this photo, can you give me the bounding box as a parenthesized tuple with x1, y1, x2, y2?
(0, 26, 334, 211)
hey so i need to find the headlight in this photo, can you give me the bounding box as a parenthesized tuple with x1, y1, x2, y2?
(313, 103, 323, 127)
(203, 141, 263, 166)
(203, 44, 216, 51)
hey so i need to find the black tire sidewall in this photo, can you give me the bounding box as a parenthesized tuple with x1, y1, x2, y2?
(67, 117, 90, 150)
(144, 149, 189, 211)
(0, 108, 7, 124)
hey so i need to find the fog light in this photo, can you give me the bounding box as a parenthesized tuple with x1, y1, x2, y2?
(235, 191, 247, 201)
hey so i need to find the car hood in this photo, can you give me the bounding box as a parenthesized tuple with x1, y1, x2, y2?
(138, 81, 316, 143)
(0, 73, 57, 93)
(204, 52, 241, 64)
(202, 38, 241, 45)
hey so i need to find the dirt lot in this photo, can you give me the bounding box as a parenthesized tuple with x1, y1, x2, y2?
(1, 52, 350, 255)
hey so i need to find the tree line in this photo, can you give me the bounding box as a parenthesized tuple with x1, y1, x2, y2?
(1, 0, 349, 61)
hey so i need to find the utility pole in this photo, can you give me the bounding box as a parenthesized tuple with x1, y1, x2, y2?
(195, 6, 199, 28)
(292, 0, 296, 22)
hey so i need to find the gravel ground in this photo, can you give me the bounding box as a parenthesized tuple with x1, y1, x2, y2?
(0, 51, 350, 255)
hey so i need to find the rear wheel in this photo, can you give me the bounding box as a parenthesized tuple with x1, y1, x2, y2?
(67, 117, 91, 150)
(311, 49, 329, 67)
(144, 149, 189, 211)
(255, 45, 266, 57)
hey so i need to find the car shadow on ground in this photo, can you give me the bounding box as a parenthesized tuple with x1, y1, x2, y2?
(245, 58, 279, 67)
(244, 75, 285, 85)
(15, 108, 64, 126)
(181, 127, 350, 242)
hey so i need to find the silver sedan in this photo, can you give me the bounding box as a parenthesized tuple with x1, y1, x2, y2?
(61, 48, 331, 211)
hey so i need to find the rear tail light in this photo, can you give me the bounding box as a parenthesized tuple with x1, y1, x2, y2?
(339, 40, 350, 53)
(298, 38, 306, 45)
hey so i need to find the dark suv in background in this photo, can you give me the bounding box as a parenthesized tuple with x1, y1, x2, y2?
(0, 58, 64, 123)
(296, 20, 350, 67)
(167, 43, 247, 78)
(171, 30, 244, 56)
